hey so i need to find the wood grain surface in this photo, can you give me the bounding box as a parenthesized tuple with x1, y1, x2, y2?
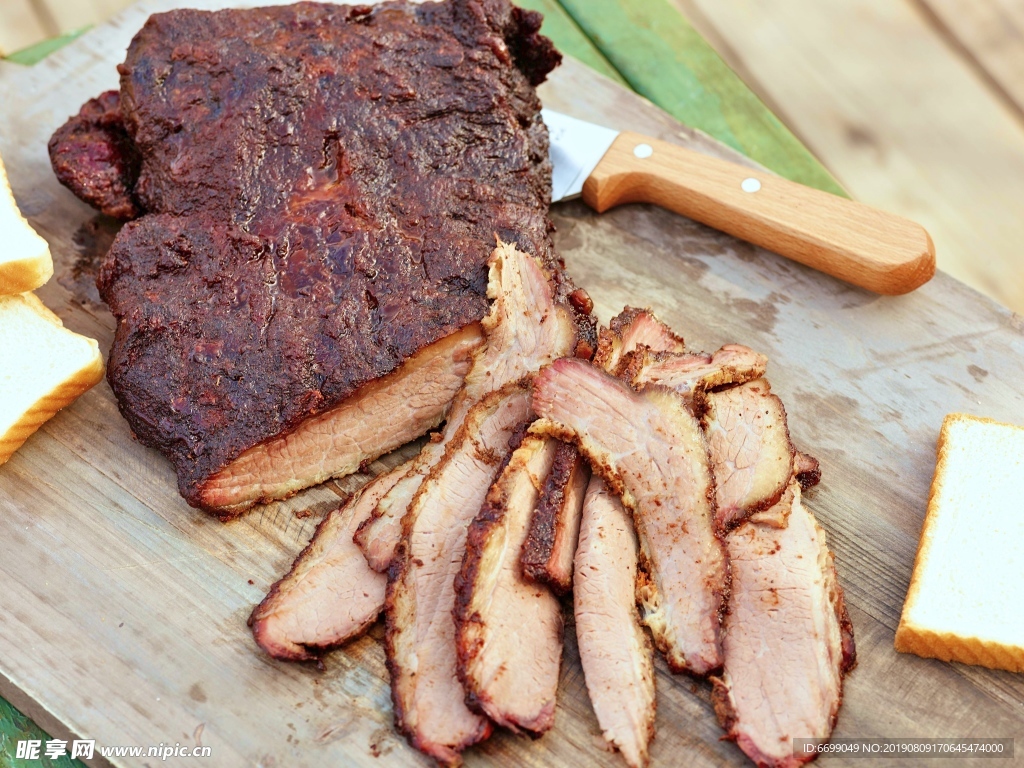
(1, 2, 1024, 767)
(673, 0, 1024, 315)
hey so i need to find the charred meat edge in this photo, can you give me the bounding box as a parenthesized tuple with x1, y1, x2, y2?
(626, 343, 768, 414)
(453, 430, 563, 737)
(248, 468, 402, 660)
(519, 440, 590, 593)
(593, 306, 686, 376)
(518, 307, 679, 592)
(531, 358, 728, 675)
(701, 378, 797, 531)
(384, 382, 533, 765)
(795, 451, 822, 490)
(710, 485, 855, 767)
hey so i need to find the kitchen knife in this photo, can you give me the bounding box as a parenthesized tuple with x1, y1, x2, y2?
(543, 109, 935, 295)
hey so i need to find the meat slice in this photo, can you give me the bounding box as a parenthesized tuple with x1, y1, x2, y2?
(712, 484, 855, 767)
(248, 467, 403, 660)
(518, 307, 678, 593)
(353, 460, 418, 572)
(386, 383, 533, 764)
(201, 323, 483, 514)
(454, 434, 563, 735)
(593, 307, 686, 375)
(64, 0, 572, 513)
(532, 358, 727, 675)
(47, 90, 140, 219)
(574, 476, 656, 768)
(520, 441, 590, 593)
(702, 379, 796, 530)
(628, 343, 767, 411)
(356, 241, 584, 571)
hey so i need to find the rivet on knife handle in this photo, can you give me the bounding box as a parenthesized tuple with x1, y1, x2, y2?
(581, 131, 936, 295)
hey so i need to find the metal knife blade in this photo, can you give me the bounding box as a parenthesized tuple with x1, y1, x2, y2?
(542, 109, 619, 203)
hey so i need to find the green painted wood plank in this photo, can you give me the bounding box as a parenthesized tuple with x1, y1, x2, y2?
(511, 0, 627, 85)
(557, 0, 847, 196)
(3, 28, 90, 66)
(0, 700, 84, 768)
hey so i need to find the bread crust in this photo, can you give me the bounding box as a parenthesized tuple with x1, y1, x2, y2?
(894, 412, 1024, 673)
(0, 155, 54, 296)
(0, 293, 104, 465)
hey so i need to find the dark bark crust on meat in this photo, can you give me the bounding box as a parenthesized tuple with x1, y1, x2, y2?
(530, 413, 729, 677)
(520, 440, 580, 593)
(50, 0, 577, 513)
(384, 381, 532, 763)
(830, 549, 858, 675)
(593, 307, 685, 376)
(709, 676, 737, 738)
(700, 382, 796, 533)
(452, 423, 558, 737)
(795, 452, 823, 490)
(48, 90, 141, 219)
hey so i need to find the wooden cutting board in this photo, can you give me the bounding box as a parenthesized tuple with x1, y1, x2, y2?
(2, 2, 1023, 766)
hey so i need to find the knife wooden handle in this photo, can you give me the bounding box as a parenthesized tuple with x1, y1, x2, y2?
(582, 131, 935, 295)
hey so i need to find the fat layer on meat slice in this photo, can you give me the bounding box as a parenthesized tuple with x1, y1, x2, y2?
(575, 475, 656, 768)
(532, 357, 728, 675)
(249, 467, 404, 660)
(355, 241, 578, 572)
(200, 323, 484, 513)
(712, 484, 856, 768)
(627, 343, 767, 411)
(702, 378, 796, 531)
(454, 434, 563, 736)
(520, 441, 590, 593)
(386, 383, 535, 765)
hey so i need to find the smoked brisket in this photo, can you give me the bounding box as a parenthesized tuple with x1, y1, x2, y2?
(50, 0, 571, 513)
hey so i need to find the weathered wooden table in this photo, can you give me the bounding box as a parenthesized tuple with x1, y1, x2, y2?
(2, 1, 1023, 766)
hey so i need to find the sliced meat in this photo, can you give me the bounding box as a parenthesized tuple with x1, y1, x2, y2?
(532, 358, 727, 675)
(712, 484, 855, 768)
(795, 451, 822, 490)
(517, 306, 679, 592)
(520, 441, 590, 593)
(628, 343, 767, 411)
(354, 460, 422, 572)
(593, 307, 686, 375)
(248, 467, 403, 660)
(386, 383, 533, 764)
(201, 323, 484, 513)
(701, 378, 796, 530)
(357, 241, 583, 571)
(47, 90, 140, 219)
(454, 434, 563, 736)
(574, 476, 656, 768)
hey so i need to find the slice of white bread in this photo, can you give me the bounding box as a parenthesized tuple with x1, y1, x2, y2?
(895, 413, 1024, 672)
(0, 292, 104, 465)
(0, 152, 54, 295)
